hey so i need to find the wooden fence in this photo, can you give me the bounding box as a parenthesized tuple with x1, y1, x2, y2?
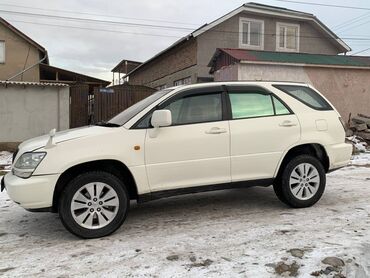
(70, 84, 90, 128)
(92, 84, 155, 123)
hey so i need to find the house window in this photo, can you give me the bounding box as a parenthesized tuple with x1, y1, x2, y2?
(156, 84, 167, 91)
(239, 18, 264, 50)
(276, 23, 300, 52)
(0, 41, 5, 63)
(174, 76, 191, 86)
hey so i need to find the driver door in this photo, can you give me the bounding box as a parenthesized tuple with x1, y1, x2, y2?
(144, 87, 231, 192)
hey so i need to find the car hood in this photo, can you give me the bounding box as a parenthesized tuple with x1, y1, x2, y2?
(18, 126, 114, 152)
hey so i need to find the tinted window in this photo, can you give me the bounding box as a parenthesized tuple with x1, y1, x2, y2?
(166, 93, 222, 125)
(274, 85, 332, 110)
(229, 92, 274, 119)
(273, 96, 291, 115)
(136, 93, 222, 128)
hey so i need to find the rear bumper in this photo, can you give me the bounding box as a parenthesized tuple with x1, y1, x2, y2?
(3, 172, 59, 210)
(326, 142, 353, 171)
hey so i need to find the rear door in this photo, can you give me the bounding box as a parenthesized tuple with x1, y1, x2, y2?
(227, 85, 300, 182)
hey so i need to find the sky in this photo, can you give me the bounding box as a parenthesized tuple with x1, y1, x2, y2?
(1, 0, 369, 82)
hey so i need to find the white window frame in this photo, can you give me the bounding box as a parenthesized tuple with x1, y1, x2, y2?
(174, 76, 191, 86)
(276, 22, 300, 52)
(0, 41, 5, 63)
(239, 17, 264, 50)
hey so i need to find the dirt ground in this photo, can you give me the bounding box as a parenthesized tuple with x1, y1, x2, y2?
(0, 153, 369, 278)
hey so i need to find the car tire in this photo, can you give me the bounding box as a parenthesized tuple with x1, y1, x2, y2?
(273, 175, 289, 206)
(59, 171, 129, 238)
(273, 155, 326, 208)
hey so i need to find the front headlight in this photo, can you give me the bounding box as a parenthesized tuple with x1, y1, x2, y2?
(13, 152, 46, 178)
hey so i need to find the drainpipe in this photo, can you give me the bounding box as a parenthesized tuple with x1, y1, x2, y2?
(6, 54, 48, 81)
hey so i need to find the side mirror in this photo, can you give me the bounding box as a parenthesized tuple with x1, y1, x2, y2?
(151, 110, 172, 128)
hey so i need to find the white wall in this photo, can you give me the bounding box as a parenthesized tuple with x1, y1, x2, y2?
(0, 84, 69, 142)
(235, 63, 310, 83)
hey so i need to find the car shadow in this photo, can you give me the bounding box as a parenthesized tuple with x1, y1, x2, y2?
(17, 183, 340, 242)
(12, 186, 284, 240)
(119, 186, 288, 234)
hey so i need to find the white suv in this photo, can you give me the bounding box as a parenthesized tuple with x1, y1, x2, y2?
(1, 82, 352, 238)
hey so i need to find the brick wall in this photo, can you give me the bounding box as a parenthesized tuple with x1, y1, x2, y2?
(129, 38, 197, 86)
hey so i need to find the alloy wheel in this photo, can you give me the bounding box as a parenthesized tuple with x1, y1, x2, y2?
(70, 182, 119, 229)
(289, 163, 320, 201)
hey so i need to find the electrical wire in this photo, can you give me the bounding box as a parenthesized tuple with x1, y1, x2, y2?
(336, 18, 370, 34)
(0, 2, 201, 27)
(273, 0, 370, 11)
(0, 9, 196, 31)
(333, 12, 370, 30)
(351, 47, 370, 55)
(10, 19, 182, 38)
(7, 17, 370, 42)
(2, 7, 370, 42)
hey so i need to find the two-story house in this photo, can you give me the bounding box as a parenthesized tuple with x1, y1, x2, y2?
(123, 2, 350, 89)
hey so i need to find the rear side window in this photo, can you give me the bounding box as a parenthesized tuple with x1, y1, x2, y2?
(229, 93, 274, 119)
(229, 92, 291, 119)
(273, 96, 291, 115)
(274, 85, 333, 110)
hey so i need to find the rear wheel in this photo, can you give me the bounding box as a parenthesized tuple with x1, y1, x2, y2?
(59, 171, 129, 238)
(273, 155, 326, 208)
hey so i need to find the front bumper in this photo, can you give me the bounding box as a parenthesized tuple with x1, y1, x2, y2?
(326, 142, 353, 170)
(2, 172, 59, 210)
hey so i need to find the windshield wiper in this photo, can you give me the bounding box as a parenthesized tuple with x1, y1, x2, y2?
(94, 121, 120, 127)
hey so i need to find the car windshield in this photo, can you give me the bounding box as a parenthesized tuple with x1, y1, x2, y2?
(107, 88, 173, 126)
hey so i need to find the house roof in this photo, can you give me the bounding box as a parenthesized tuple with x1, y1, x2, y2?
(111, 59, 142, 73)
(0, 17, 49, 64)
(208, 48, 370, 73)
(0, 80, 68, 87)
(40, 64, 110, 86)
(126, 2, 350, 77)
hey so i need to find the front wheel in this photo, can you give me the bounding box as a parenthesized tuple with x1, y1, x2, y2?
(59, 171, 129, 238)
(273, 155, 326, 208)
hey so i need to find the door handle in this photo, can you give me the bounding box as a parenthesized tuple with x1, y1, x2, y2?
(279, 120, 297, 127)
(205, 127, 227, 134)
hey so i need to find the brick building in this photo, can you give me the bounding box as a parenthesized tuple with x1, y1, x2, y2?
(123, 2, 350, 89)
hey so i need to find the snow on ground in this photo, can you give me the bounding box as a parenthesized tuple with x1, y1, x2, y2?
(347, 136, 368, 153)
(0, 154, 369, 277)
(0, 151, 12, 172)
(350, 151, 370, 166)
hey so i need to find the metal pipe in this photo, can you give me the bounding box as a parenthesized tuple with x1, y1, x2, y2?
(6, 54, 48, 81)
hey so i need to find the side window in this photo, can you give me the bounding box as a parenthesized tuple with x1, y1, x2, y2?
(165, 93, 222, 125)
(136, 93, 222, 128)
(229, 92, 274, 119)
(273, 96, 290, 115)
(274, 85, 333, 110)
(136, 112, 152, 128)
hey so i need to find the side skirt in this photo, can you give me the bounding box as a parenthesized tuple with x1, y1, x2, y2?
(25, 207, 53, 212)
(137, 178, 274, 203)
